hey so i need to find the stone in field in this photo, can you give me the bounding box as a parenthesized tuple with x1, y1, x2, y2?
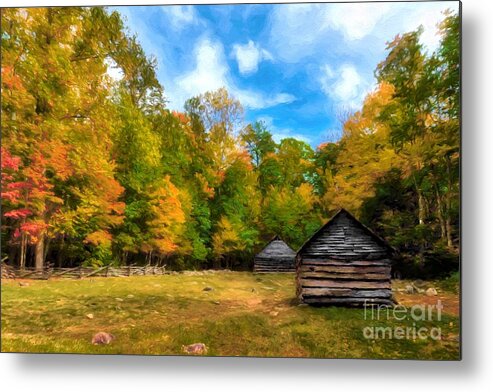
(426, 287, 438, 296)
(413, 279, 426, 288)
(91, 332, 115, 345)
(182, 343, 208, 355)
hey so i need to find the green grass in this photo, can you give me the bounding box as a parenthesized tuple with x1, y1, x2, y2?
(436, 272, 460, 295)
(1, 272, 460, 359)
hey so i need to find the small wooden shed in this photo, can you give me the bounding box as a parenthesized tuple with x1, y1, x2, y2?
(296, 209, 394, 306)
(254, 236, 296, 273)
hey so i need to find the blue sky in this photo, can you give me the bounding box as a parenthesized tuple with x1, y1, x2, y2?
(112, 1, 459, 148)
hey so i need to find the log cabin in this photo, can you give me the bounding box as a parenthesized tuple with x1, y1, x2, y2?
(254, 236, 296, 273)
(296, 209, 394, 306)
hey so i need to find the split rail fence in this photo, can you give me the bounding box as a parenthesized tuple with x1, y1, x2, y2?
(1, 264, 166, 280)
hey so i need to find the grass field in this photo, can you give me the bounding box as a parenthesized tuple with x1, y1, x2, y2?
(1, 272, 460, 359)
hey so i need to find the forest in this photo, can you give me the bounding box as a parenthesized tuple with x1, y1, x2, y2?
(1, 7, 459, 277)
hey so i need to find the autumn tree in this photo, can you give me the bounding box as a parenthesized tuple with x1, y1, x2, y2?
(324, 82, 401, 213)
(2, 8, 128, 268)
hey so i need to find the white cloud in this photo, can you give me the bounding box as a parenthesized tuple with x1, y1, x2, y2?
(323, 3, 392, 41)
(272, 131, 311, 145)
(176, 38, 228, 98)
(235, 90, 295, 110)
(268, 4, 326, 63)
(170, 38, 294, 110)
(232, 40, 273, 75)
(161, 5, 199, 30)
(320, 64, 369, 109)
(268, 2, 457, 62)
(258, 116, 311, 145)
(333, 66, 362, 102)
(268, 4, 391, 63)
(401, 3, 456, 53)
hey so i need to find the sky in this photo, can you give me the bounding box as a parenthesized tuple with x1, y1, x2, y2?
(112, 1, 460, 148)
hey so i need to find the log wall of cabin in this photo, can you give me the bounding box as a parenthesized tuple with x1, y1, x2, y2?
(296, 257, 393, 306)
(254, 257, 296, 273)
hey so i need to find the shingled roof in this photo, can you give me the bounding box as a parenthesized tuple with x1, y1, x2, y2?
(297, 209, 394, 260)
(256, 235, 296, 259)
(254, 235, 296, 273)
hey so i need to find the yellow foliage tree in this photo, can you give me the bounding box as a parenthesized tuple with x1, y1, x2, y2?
(145, 176, 186, 263)
(326, 82, 404, 214)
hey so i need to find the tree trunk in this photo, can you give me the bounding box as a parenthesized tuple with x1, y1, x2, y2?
(35, 235, 45, 271)
(435, 185, 446, 240)
(446, 217, 453, 248)
(57, 235, 65, 268)
(445, 157, 454, 248)
(412, 174, 425, 225)
(8, 245, 17, 266)
(412, 174, 425, 264)
(43, 237, 51, 264)
(417, 188, 425, 225)
(19, 233, 27, 270)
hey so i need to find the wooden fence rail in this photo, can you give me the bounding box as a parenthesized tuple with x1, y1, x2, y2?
(1, 264, 167, 280)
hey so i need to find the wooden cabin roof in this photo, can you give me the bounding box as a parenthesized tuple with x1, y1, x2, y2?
(297, 209, 394, 260)
(256, 236, 296, 260)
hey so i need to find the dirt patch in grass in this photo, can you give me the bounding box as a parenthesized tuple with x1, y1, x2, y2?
(393, 279, 460, 316)
(395, 292, 460, 316)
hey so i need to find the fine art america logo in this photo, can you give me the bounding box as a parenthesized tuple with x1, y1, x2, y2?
(362, 300, 443, 341)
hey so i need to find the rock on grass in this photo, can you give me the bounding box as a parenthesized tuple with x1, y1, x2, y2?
(91, 332, 115, 345)
(426, 287, 438, 296)
(182, 343, 208, 355)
